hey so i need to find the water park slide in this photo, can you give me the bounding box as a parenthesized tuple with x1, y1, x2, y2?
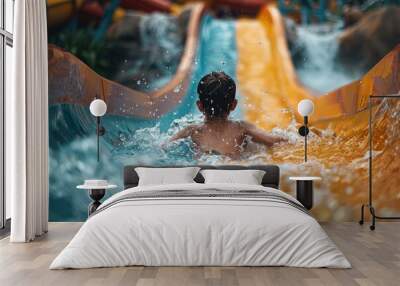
(235, 3, 400, 218)
(238, 12, 400, 213)
(48, 1, 306, 122)
(49, 1, 399, 123)
(48, 3, 205, 118)
(237, 4, 399, 127)
(236, 3, 311, 131)
(48, 1, 400, 220)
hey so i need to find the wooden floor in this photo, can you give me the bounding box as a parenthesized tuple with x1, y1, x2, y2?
(0, 222, 399, 286)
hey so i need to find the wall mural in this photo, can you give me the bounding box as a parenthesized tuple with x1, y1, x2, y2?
(47, 0, 400, 221)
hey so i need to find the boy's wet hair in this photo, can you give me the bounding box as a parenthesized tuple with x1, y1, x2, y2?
(197, 71, 236, 118)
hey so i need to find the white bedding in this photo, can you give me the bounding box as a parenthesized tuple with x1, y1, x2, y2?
(50, 183, 350, 269)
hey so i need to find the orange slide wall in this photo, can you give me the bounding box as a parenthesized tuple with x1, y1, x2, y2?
(48, 3, 205, 119)
(236, 3, 400, 220)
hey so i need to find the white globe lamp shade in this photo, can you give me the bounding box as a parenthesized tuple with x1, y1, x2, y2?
(297, 99, 314, 117)
(90, 99, 107, 117)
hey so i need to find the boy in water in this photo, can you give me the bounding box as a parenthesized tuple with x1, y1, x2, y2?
(171, 71, 287, 158)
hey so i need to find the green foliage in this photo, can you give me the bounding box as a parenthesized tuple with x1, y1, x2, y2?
(49, 28, 115, 78)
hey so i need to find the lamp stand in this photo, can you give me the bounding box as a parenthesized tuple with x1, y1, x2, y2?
(96, 117, 105, 162)
(298, 116, 309, 163)
(359, 95, 400, 230)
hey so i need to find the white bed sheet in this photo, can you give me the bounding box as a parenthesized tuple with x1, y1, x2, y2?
(50, 183, 350, 269)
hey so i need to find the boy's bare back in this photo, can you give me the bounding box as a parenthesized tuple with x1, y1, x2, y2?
(171, 120, 286, 158)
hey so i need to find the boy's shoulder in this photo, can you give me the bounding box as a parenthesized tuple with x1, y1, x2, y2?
(236, 120, 263, 134)
(170, 124, 201, 141)
(184, 124, 202, 131)
(179, 124, 202, 136)
(236, 120, 254, 130)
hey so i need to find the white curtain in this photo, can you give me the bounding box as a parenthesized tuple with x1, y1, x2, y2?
(7, 0, 49, 242)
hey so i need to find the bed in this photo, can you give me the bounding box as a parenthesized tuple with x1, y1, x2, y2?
(50, 165, 350, 269)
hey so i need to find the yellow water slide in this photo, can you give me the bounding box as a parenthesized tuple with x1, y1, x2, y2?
(236, 3, 400, 220)
(237, 3, 311, 131)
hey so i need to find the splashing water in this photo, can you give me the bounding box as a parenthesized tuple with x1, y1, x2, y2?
(49, 15, 242, 221)
(113, 12, 185, 91)
(49, 15, 400, 222)
(295, 23, 363, 94)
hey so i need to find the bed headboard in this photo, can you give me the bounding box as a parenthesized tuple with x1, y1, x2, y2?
(123, 165, 280, 189)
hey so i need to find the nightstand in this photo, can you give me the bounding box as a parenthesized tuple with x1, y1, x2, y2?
(77, 180, 117, 216)
(289, 176, 321, 210)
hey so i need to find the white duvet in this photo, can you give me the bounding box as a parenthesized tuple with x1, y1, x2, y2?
(50, 183, 350, 269)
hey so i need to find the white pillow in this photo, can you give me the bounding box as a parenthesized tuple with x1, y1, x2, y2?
(135, 167, 200, 186)
(200, 169, 266, 185)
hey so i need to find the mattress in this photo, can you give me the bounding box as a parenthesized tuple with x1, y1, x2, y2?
(50, 183, 350, 269)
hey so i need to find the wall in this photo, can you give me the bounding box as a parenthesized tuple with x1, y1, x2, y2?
(47, 2, 400, 221)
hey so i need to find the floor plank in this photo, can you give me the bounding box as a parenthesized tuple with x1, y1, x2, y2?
(0, 222, 399, 286)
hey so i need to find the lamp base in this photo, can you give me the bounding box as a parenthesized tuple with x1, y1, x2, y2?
(88, 189, 106, 216)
